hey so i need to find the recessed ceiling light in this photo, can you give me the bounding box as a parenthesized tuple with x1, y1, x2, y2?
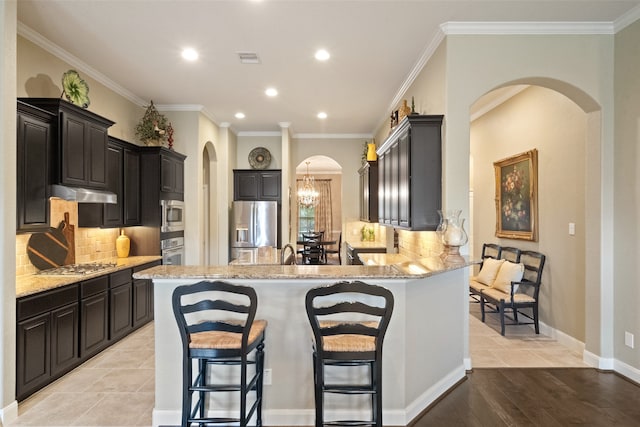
(181, 48, 199, 61)
(317, 112, 327, 119)
(315, 49, 330, 61)
(265, 88, 278, 97)
(235, 112, 246, 119)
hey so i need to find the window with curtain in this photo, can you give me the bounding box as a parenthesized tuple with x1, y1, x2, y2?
(297, 179, 332, 239)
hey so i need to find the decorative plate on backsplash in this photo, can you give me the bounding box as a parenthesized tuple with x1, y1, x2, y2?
(248, 147, 271, 169)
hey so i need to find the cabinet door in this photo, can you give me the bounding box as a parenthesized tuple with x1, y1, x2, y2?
(390, 141, 399, 226)
(103, 145, 124, 227)
(60, 112, 88, 186)
(398, 130, 411, 228)
(50, 303, 79, 375)
(174, 158, 184, 194)
(86, 123, 108, 188)
(234, 171, 259, 200)
(132, 279, 150, 328)
(259, 171, 281, 200)
(80, 292, 109, 358)
(160, 155, 175, 193)
(124, 149, 141, 225)
(16, 313, 51, 400)
(17, 110, 52, 232)
(377, 153, 386, 224)
(110, 283, 133, 340)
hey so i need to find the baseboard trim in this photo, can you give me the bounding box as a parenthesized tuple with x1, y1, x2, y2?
(538, 320, 585, 355)
(1, 400, 18, 425)
(404, 364, 466, 424)
(583, 350, 614, 370)
(613, 358, 640, 384)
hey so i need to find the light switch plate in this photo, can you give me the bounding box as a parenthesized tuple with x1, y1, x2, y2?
(569, 223, 575, 235)
(625, 332, 634, 349)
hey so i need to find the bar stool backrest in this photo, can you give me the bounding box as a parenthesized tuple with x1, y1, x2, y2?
(172, 280, 258, 358)
(305, 280, 394, 361)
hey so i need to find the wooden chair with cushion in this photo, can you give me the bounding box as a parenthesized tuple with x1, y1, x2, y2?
(301, 231, 326, 264)
(469, 243, 503, 302)
(305, 280, 394, 427)
(481, 250, 546, 335)
(172, 280, 267, 427)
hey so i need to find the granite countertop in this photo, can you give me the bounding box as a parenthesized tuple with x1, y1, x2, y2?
(345, 240, 386, 250)
(359, 252, 476, 275)
(133, 258, 474, 281)
(16, 256, 162, 298)
(229, 247, 281, 265)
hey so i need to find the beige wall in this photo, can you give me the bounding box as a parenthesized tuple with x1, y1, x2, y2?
(614, 18, 640, 369)
(471, 85, 587, 340)
(17, 36, 143, 143)
(236, 135, 282, 169)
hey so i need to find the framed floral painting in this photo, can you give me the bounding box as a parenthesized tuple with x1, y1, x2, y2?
(494, 149, 538, 241)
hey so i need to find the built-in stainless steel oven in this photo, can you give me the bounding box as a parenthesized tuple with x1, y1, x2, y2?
(161, 199, 185, 233)
(161, 236, 184, 265)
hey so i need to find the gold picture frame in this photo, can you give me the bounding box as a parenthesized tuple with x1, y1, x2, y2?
(494, 149, 538, 241)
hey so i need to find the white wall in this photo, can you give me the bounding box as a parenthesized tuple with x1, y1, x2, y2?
(236, 135, 282, 169)
(471, 85, 587, 341)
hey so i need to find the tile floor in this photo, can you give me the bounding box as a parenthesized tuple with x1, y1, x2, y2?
(6, 304, 588, 427)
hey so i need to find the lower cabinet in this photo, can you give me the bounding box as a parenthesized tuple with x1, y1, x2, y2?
(16, 261, 159, 401)
(109, 269, 133, 340)
(80, 276, 109, 359)
(16, 284, 79, 401)
(346, 243, 387, 265)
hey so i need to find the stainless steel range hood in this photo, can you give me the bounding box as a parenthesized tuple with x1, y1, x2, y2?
(51, 184, 117, 204)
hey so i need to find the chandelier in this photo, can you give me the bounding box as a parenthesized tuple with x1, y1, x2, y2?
(298, 161, 319, 207)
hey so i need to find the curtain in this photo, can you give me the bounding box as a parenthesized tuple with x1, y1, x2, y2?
(314, 180, 333, 239)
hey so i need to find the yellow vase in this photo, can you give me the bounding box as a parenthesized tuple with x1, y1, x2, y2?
(116, 229, 130, 258)
(366, 143, 377, 161)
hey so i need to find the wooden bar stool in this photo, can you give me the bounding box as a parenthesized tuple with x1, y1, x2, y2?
(172, 280, 267, 427)
(305, 280, 394, 427)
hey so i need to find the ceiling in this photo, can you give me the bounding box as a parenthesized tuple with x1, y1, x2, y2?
(17, 0, 640, 137)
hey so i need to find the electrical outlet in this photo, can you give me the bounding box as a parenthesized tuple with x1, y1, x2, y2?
(263, 368, 272, 385)
(625, 332, 634, 349)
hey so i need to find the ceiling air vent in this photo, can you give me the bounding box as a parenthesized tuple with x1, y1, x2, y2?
(237, 52, 260, 64)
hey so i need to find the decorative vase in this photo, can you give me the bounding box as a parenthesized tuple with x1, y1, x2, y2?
(438, 210, 468, 262)
(366, 143, 377, 161)
(116, 229, 130, 258)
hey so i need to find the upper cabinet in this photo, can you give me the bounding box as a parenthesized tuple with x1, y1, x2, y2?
(16, 101, 56, 233)
(139, 147, 186, 227)
(19, 98, 114, 190)
(161, 152, 185, 195)
(78, 137, 141, 228)
(233, 170, 281, 202)
(359, 161, 378, 223)
(377, 115, 443, 231)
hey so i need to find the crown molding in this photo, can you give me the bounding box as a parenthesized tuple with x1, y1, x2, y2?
(293, 133, 373, 140)
(237, 131, 282, 137)
(18, 22, 148, 106)
(614, 4, 640, 33)
(440, 21, 615, 35)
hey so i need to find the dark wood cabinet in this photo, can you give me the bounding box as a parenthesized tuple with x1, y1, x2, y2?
(19, 98, 114, 190)
(16, 101, 55, 233)
(233, 170, 281, 201)
(79, 276, 109, 359)
(358, 162, 378, 222)
(161, 153, 184, 194)
(78, 137, 141, 228)
(377, 115, 443, 231)
(109, 269, 133, 340)
(16, 284, 79, 401)
(132, 261, 160, 328)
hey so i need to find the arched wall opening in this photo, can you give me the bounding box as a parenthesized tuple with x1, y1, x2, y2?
(202, 141, 218, 265)
(467, 78, 602, 363)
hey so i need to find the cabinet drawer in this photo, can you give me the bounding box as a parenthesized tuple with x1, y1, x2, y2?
(17, 285, 79, 322)
(109, 269, 132, 288)
(81, 276, 108, 298)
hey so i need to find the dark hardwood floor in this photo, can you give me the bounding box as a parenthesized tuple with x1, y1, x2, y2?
(411, 368, 640, 426)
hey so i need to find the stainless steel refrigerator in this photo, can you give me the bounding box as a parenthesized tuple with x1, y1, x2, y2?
(230, 201, 278, 261)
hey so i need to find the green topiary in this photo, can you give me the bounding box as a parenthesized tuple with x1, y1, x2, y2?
(135, 100, 168, 145)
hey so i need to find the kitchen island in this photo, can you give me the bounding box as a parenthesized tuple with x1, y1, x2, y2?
(134, 260, 472, 426)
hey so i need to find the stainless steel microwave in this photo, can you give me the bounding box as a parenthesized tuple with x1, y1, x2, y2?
(160, 199, 185, 232)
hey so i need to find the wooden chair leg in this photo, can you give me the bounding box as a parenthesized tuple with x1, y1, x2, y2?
(256, 341, 265, 427)
(480, 296, 486, 322)
(533, 304, 540, 334)
(313, 352, 324, 427)
(499, 300, 506, 336)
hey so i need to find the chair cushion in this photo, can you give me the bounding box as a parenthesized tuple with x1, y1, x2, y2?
(189, 319, 267, 349)
(474, 258, 505, 285)
(491, 261, 525, 293)
(483, 287, 536, 303)
(469, 279, 490, 294)
(318, 320, 379, 352)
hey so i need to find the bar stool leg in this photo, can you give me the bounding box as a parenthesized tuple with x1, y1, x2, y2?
(256, 341, 265, 426)
(312, 352, 324, 427)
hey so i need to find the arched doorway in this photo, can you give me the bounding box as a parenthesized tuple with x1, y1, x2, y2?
(202, 141, 218, 265)
(468, 81, 600, 367)
(294, 155, 343, 254)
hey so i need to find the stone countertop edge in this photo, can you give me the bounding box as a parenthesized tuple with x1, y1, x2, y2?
(132, 261, 474, 281)
(344, 240, 387, 250)
(16, 256, 162, 298)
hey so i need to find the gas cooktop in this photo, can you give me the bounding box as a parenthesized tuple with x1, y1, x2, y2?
(36, 262, 118, 276)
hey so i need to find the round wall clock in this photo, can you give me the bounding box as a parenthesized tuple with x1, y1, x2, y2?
(248, 147, 271, 169)
(62, 70, 90, 108)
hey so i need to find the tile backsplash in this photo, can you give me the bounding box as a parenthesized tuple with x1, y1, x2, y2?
(16, 199, 119, 276)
